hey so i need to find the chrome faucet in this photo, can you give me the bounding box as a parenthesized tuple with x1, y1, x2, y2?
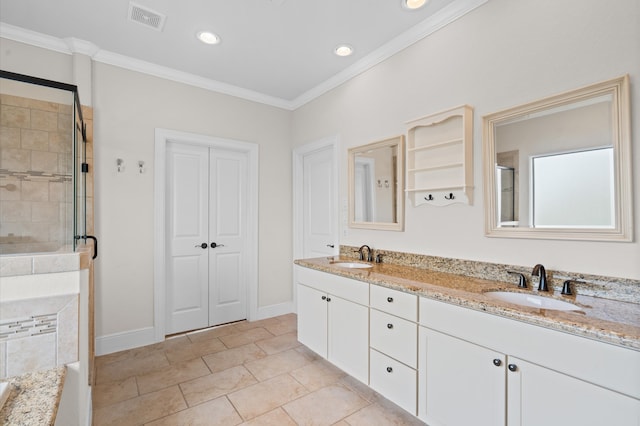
(532, 264, 549, 291)
(358, 245, 373, 262)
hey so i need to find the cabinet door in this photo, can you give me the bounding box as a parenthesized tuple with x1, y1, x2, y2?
(507, 357, 640, 426)
(328, 295, 369, 384)
(297, 284, 328, 357)
(419, 328, 505, 426)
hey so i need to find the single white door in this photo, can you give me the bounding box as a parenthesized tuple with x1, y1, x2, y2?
(166, 143, 248, 334)
(302, 146, 337, 258)
(166, 143, 210, 334)
(208, 148, 248, 325)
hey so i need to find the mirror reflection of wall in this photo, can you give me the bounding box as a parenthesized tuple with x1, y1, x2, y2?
(348, 135, 404, 231)
(354, 146, 396, 223)
(495, 97, 612, 229)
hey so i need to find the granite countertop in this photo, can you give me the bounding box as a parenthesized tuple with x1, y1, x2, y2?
(295, 257, 640, 350)
(0, 366, 66, 425)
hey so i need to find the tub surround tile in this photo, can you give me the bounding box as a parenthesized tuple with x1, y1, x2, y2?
(301, 249, 640, 350)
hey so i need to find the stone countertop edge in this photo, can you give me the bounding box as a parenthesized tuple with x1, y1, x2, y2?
(0, 366, 66, 426)
(294, 257, 640, 351)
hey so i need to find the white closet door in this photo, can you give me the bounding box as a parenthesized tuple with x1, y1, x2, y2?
(208, 148, 248, 325)
(166, 142, 210, 334)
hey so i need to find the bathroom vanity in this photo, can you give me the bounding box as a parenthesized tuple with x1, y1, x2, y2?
(294, 255, 640, 425)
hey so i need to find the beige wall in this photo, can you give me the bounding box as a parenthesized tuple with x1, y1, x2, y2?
(1, 40, 293, 338)
(2, 0, 639, 342)
(292, 0, 640, 279)
(91, 64, 293, 336)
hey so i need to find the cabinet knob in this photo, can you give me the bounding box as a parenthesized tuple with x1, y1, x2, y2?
(321, 296, 327, 300)
(508, 364, 518, 372)
(387, 323, 394, 329)
(326, 297, 331, 302)
(493, 359, 502, 367)
(386, 367, 393, 373)
(387, 297, 394, 303)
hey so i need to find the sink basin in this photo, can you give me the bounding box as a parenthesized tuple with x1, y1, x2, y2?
(486, 291, 580, 311)
(332, 262, 372, 269)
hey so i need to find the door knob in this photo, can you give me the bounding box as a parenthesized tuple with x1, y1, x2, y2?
(210, 242, 225, 248)
(195, 243, 207, 249)
(326, 244, 335, 248)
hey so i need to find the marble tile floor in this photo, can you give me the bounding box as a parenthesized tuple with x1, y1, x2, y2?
(92, 313, 425, 426)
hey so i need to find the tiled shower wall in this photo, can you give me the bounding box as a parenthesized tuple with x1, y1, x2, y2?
(0, 94, 73, 254)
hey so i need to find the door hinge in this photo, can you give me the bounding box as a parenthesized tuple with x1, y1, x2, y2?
(81, 163, 89, 173)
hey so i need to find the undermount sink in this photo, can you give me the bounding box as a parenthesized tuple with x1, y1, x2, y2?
(332, 262, 373, 269)
(486, 291, 580, 311)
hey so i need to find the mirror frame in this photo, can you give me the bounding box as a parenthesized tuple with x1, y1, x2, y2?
(348, 135, 405, 231)
(483, 75, 632, 241)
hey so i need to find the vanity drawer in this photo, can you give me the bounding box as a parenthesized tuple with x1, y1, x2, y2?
(370, 285, 418, 321)
(370, 309, 417, 368)
(296, 266, 369, 305)
(370, 348, 417, 415)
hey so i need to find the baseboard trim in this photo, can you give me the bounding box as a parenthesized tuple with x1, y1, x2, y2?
(95, 326, 156, 356)
(254, 301, 294, 321)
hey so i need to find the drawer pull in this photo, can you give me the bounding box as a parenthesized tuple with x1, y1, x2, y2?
(386, 367, 393, 373)
(387, 323, 394, 329)
(387, 297, 394, 303)
(493, 359, 502, 367)
(508, 364, 518, 372)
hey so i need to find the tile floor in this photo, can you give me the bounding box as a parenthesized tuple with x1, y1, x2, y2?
(92, 313, 425, 425)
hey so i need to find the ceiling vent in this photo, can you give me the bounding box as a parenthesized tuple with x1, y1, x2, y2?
(128, 2, 166, 31)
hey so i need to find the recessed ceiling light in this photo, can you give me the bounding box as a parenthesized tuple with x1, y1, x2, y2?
(334, 44, 354, 57)
(403, 0, 427, 10)
(197, 31, 220, 45)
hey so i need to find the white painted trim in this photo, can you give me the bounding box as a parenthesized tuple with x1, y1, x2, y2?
(95, 326, 156, 356)
(292, 136, 340, 309)
(255, 301, 295, 321)
(1, 0, 487, 110)
(154, 128, 259, 343)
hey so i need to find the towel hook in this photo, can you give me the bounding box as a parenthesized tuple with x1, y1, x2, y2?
(444, 193, 455, 200)
(424, 194, 434, 201)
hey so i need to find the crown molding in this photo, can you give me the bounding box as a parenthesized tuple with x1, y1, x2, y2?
(1, 0, 486, 111)
(289, 0, 488, 109)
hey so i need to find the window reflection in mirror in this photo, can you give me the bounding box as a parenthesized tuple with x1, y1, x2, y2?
(483, 75, 632, 241)
(349, 136, 404, 231)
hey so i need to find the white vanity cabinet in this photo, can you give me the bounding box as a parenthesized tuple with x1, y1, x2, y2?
(296, 266, 369, 384)
(418, 297, 640, 426)
(369, 286, 419, 414)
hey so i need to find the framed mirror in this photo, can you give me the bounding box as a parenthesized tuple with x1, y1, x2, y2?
(483, 75, 632, 241)
(348, 135, 405, 231)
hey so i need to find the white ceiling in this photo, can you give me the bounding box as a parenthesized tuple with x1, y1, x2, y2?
(0, 0, 485, 109)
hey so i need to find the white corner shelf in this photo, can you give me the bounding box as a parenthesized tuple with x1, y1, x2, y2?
(406, 105, 473, 207)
